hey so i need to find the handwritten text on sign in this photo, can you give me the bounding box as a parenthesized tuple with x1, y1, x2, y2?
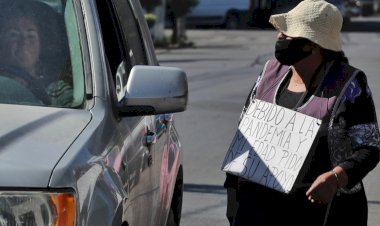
(222, 99, 321, 193)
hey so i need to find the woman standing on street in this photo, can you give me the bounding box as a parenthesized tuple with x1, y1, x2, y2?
(223, 0, 380, 225)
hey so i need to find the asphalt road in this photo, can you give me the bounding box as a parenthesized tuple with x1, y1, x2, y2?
(157, 16, 380, 226)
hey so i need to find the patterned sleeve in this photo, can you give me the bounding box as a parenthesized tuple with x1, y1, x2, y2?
(331, 73, 380, 189)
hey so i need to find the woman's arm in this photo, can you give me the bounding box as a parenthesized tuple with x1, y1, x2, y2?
(337, 74, 380, 188)
(306, 73, 380, 203)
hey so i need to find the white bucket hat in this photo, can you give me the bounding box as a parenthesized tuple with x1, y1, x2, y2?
(269, 0, 343, 51)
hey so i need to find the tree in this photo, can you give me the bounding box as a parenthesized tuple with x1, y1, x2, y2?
(140, 0, 162, 12)
(248, 0, 276, 28)
(166, 0, 198, 45)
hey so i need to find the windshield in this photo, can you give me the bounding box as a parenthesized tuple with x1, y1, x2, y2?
(0, 0, 84, 108)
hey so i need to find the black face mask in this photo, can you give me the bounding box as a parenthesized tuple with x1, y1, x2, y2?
(275, 39, 312, 65)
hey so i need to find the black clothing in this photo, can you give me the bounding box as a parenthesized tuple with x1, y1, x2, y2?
(224, 59, 380, 226)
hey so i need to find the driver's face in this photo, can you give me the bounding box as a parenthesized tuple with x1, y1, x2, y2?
(0, 16, 40, 76)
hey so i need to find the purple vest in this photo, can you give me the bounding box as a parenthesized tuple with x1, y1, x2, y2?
(255, 59, 357, 124)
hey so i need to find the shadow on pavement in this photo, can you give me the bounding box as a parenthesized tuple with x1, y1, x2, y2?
(184, 183, 226, 194)
(368, 200, 380, 205)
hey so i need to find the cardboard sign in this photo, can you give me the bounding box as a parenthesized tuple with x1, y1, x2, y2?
(221, 99, 321, 193)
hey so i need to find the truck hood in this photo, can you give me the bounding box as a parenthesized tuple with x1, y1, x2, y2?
(0, 104, 92, 187)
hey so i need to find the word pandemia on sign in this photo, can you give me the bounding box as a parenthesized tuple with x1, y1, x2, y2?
(222, 99, 321, 193)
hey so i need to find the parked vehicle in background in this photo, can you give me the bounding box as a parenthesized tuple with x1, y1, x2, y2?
(185, 0, 251, 29)
(273, 0, 357, 24)
(354, 0, 375, 16)
(0, 0, 188, 225)
(326, 0, 359, 23)
(185, 0, 355, 29)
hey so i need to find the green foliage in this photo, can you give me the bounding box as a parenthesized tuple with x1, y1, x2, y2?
(144, 13, 156, 28)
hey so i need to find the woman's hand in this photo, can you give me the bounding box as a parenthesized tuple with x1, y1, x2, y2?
(306, 167, 347, 204)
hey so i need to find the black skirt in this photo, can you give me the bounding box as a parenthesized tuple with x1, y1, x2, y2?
(233, 180, 368, 226)
(234, 180, 328, 226)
